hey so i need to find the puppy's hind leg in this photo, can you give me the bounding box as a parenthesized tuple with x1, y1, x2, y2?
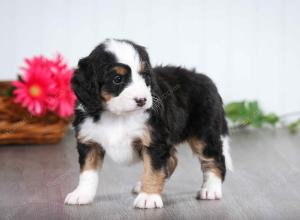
(65, 142, 105, 205)
(189, 137, 226, 200)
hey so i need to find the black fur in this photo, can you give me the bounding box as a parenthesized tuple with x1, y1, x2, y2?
(77, 142, 93, 170)
(147, 66, 228, 179)
(72, 39, 228, 180)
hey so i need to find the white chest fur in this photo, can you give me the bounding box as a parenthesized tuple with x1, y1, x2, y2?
(78, 111, 149, 165)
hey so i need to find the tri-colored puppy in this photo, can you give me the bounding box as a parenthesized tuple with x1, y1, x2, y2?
(64, 39, 232, 209)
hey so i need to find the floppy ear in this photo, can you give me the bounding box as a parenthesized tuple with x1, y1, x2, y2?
(71, 57, 103, 116)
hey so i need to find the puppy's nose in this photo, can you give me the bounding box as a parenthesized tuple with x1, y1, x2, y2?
(134, 98, 147, 107)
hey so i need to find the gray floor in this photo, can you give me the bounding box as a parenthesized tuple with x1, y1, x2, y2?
(0, 128, 300, 220)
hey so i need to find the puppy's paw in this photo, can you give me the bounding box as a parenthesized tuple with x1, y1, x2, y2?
(197, 186, 222, 200)
(133, 192, 163, 209)
(131, 181, 141, 194)
(65, 170, 98, 205)
(197, 172, 222, 200)
(64, 188, 96, 205)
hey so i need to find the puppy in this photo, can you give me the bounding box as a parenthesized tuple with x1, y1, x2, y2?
(64, 39, 232, 208)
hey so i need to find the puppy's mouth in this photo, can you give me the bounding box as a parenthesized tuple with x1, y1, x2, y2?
(105, 95, 153, 115)
(110, 104, 152, 115)
(118, 105, 150, 114)
(110, 109, 143, 116)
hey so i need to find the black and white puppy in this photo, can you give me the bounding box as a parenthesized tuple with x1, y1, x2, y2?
(64, 39, 232, 209)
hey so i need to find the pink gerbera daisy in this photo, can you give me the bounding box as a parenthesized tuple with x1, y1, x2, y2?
(47, 54, 76, 117)
(12, 56, 55, 116)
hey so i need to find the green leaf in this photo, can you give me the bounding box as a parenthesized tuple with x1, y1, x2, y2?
(252, 114, 264, 128)
(263, 113, 279, 126)
(288, 119, 300, 134)
(247, 101, 263, 128)
(225, 101, 248, 123)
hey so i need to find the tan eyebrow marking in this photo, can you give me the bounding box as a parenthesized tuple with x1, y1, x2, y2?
(113, 66, 127, 75)
(140, 62, 145, 72)
(101, 89, 113, 102)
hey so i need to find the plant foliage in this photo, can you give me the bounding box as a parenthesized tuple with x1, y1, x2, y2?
(225, 100, 299, 133)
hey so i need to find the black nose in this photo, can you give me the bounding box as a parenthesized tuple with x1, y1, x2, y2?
(134, 98, 147, 107)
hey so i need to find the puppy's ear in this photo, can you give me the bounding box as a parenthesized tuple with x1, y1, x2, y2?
(71, 57, 103, 116)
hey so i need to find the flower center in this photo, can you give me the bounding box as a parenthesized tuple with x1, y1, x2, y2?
(29, 85, 42, 97)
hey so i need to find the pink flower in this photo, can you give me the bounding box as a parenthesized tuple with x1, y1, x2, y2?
(47, 55, 76, 117)
(13, 56, 55, 116)
(12, 54, 75, 117)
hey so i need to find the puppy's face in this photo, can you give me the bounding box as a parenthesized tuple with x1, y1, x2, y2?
(72, 39, 153, 115)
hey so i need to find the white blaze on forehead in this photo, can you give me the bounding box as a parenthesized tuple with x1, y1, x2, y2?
(104, 39, 141, 75)
(103, 39, 153, 114)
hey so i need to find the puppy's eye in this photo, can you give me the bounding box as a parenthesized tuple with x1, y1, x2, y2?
(113, 75, 123, 85)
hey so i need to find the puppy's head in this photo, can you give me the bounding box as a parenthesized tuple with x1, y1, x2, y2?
(72, 39, 153, 115)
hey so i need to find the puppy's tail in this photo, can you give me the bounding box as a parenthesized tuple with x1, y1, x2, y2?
(222, 135, 233, 172)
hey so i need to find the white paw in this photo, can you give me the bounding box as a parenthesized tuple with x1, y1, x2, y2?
(64, 170, 98, 205)
(64, 188, 96, 205)
(198, 172, 222, 200)
(134, 192, 163, 209)
(131, 181, 141, 194)
(198, 186, 222, 200)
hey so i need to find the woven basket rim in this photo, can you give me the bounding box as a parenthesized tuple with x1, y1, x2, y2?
(0, 80, 72, 145)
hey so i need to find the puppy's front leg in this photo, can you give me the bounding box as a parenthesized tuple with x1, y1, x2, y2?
(65, 142, 105, 205)
(134, 149, 166, 209)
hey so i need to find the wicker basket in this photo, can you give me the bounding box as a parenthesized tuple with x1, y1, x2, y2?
(0, 81, 71, 145)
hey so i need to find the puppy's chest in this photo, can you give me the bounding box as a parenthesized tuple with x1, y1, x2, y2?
(79, 112, 149, 165)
